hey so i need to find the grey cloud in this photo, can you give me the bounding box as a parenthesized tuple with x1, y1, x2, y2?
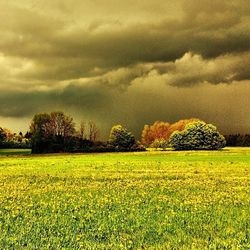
(0, 82, 113, 117)
(88, 52, 250, 88)
(0, 0, 249, 86)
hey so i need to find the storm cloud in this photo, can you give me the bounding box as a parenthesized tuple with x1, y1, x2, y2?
(0, 0, 249, 137)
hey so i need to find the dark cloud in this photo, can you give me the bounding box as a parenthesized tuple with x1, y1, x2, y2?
(0, 0, 249, 135)
(0, 0, 249, 84)
(0, 83, 113, 117)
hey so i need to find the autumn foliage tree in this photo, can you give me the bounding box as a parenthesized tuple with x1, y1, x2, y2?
(168, 118, 201, 135)
(141, 121, 171, 146)
(141, 118, 201, 147)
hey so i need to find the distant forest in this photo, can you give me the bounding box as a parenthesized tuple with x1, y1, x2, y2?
(224, 134, 250, 147)
(0, 111, 249, 153)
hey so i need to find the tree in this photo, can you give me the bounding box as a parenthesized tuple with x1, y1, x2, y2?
(88, 121, 99, 142)
(0, 127, 6, 146)
(30, 111, 76, 153)
(150, 138, 168, 150)
(225, 134, 250, 146)
(0, 127, 31, 149)
(24, 131, 32, 139)
(168, 118, 201, 135)
(169, 121, 226, 150)
(30, 113, 51, 153)
(79, 121, 86, 140)
(141, 121, 171, 146)
(0, 127, 5, 140)
(109, 125, 136, 151)
(47, 111, 75, 138)
(3, 128, 14, 140)
(141, 118, 201, 146)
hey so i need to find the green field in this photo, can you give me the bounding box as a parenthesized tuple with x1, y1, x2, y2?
(0, 148, 249, 249)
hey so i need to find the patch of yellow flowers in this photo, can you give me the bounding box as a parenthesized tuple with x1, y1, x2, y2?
(0, 149, 249, 249)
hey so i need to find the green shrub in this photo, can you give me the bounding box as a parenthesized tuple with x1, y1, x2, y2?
(109, 125, 136, 151)
(150, 138, 168, 149)
(169, 121, 226, 150)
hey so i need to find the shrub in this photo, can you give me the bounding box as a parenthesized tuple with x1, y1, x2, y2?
(109, 125, 137, 151)
(169, 121, 226, 150)
(150, 139, 168, 150)
(130, 141, 146, 152)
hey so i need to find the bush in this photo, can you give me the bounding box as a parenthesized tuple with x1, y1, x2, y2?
(130, 141, 146, 152)
(109, 125, 142, 151)
(169, 121, 226, 150)
(150, 139, 168, 150)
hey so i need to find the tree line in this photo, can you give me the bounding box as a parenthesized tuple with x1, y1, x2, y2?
(29, 112, 102, 153)
(1, 111, 248, 153)
(224, 134, 250, 147)
(141, 119, 226, 150)
(28, 111, 144, 153)
(0, 128, 31, 149)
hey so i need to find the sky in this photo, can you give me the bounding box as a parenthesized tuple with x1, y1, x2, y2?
(0, 0, 250, 138)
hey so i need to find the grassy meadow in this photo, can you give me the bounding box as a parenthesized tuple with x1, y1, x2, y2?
(0, 148, 249, 249)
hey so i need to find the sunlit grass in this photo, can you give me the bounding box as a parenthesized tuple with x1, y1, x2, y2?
(0, 148, 249, 249)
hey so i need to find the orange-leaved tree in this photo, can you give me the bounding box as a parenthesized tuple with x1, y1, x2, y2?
(168, 118, 201, 135)
(141, 118, 201, 146)
(141, 121, 171, 146)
